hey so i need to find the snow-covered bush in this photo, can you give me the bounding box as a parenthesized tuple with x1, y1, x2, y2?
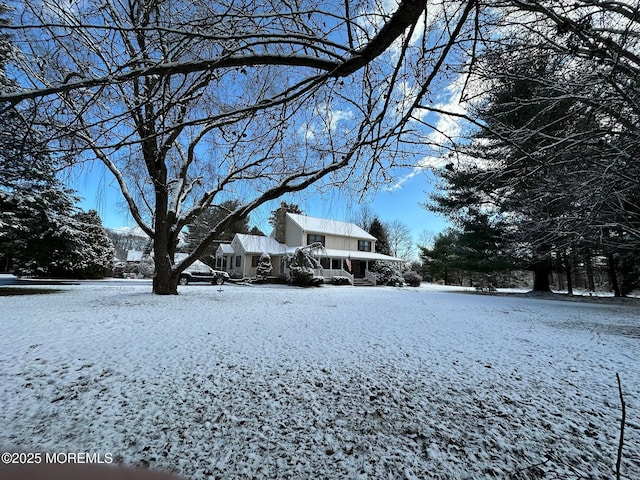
(370, 261, 404, 286)
(138, 254, 155, 278)
(122, 262, 140, 277)
(286, 242, 324, 287)
(403, 271, 422, 287)
(256, 252, 273, 279)
(331, 276, 352, 285)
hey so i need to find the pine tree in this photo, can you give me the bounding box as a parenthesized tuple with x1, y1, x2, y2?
(0, 3, 76, 274)
(431, 44, 590, 291)
(419, 231, 460, 285)
(368, 217, 390, 255)
(43, 210, 115, 278)
(70, 211, 116, 278)
(0, 104, 87, 275)
(185, 200, 249, 256)
(0, 15, 111, 277)
(454, 212, 510, 275)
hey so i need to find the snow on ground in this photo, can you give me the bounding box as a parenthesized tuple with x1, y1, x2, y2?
(1, 281, 639, 479)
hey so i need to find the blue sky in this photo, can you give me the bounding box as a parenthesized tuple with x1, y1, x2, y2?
(39, 1, 463, 249)
(68, 163, 450, 246)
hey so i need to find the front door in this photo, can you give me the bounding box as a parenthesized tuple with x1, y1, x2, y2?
(351, 259, 366, 278)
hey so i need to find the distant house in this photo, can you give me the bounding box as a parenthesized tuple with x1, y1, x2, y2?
(215, 206, 403, 284)
(126, 250, 145, 263)
(224, 234, 290, 279)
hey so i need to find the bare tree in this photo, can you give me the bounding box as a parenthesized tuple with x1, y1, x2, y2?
(418, 229, 435, 249)
(386, 219, 415, 262)
(352, 204, 375, 232)
(1, 0, 480, 294)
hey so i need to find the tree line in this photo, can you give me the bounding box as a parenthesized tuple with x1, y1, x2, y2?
(423, 3, 640, 296)
(1, 1, 638, 294)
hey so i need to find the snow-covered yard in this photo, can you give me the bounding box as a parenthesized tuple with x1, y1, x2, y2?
(1, 282, 639, 479)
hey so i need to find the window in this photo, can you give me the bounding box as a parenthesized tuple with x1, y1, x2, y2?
(251, 255, 260, 267)
(307, 234, 325, 246)
(320, 258, 330, 269)
(358, 240, 371, 252)
(331, 259, 342, 269)
(235, 255, 242, 267)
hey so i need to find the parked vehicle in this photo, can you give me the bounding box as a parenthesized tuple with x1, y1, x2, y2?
(179, 260, 229, 285)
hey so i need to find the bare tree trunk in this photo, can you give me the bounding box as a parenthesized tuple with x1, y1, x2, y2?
(565, 254, 573, 296)
(152, 215, 180, 295)
(152, 225, 180, 295)
(585, 254, 596, 292)
(607, 253, 621, 297)
(153, 253, 179, 295)
(150, 152, 180, 295)
(530, 259, 552, 292)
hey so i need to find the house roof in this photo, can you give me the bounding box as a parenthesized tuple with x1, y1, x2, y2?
(217, 244, 234, 255)
(287, 213, 375, 241)
(234, 234, 291, 255)
(126, 250, 144, 262)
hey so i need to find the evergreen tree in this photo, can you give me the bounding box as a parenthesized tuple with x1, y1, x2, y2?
(48, 210, 115, 279)
(0, 15, 112, 277)
(72, 210, 115, 278)
(431, 28, 640, 293)
(419, 231, 460, 285)
(368, 217, 390, 256)
(430, 43, 591, 291)
(1, 182, 79, 275)
(185, 200, 249, 255)
(454, 212, 511, 275)
(0, 95, 82, 275)
(0, 3, 73, 273)
(256, 253, 273, 279)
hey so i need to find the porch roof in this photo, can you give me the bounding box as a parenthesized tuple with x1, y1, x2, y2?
(216, 244, 234, 255)
(318, 248, 404, 263)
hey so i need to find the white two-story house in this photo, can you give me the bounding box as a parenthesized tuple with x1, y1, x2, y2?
(215, 205, 403, 284)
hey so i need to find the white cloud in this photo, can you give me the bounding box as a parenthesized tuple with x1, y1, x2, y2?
(302, 103, 354, 141)
(40, 0, 84, 24)
(385, 74, 469, 192)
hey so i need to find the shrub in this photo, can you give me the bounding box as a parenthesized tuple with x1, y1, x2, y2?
(370, 261, 404, 286)
(331, 276, 352, 285)
(138, 254, 155, 278)
(403, 271, 422, 287)
(256, 252, 273, 279)
(286, 243, 324, 287)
